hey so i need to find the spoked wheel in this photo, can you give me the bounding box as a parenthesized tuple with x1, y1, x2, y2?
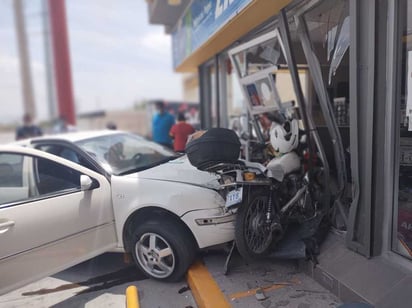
(235, 189, 274, 261)
(135, 232, 175, 279)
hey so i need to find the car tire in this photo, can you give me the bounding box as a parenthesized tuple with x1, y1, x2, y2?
(130, 219, 196, 282)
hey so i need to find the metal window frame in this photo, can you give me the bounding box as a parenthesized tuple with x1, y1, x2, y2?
(226, 0, 346, 214)
(218, 53, 229, 129)
(383, 0, 402, 258)
(214, 54, 221, 128)
(228, 28, 291, 117)
(227, 28, 295, 143)
(289, 0, 375, 257)
(381, 0, 412, 270)
(198, 65, 208, 129)
(343, 0, 376, 257)
(381, 0, 398, 259)
(293, 2, 350, 230)
(278, 8, 332, 213)
(199, 58, 219, 129)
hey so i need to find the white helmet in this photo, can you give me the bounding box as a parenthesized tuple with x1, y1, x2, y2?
(270, 119, 299, 154)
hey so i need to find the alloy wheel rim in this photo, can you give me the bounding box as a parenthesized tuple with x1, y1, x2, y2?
(135, 232, 175, 279)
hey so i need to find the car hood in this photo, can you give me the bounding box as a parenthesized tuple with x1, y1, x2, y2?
(125, 155, 220, 189)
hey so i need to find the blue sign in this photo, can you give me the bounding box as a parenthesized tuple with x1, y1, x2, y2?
(172, 0, 253, 69)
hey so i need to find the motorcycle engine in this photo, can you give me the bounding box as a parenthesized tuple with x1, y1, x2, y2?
(280, 173, 315, 222)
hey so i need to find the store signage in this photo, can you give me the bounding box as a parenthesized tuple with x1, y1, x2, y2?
(172, 0, 253, 68)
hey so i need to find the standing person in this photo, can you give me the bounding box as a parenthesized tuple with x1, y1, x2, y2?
(152, 101, 175, 148)
(169, 112, 195, 152)
(15, 113, 43, 140)
(106, 121, 117, 130)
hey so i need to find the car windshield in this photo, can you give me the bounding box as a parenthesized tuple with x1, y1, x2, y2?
(75, 133, 179, 175)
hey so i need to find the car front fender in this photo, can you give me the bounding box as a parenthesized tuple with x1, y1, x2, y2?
(110, 176, 226, 248)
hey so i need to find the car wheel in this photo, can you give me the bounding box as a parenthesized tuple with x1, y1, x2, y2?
(131, 219, 196, 282)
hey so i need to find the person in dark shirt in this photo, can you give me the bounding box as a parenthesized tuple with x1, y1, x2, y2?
(15, 113, 43, 140)
(152, 101, 175, 148)
(169, 112, 195, 152)
(106, 121, 117, 130)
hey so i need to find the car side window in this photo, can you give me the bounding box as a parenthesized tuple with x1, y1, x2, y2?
(34, 156, 81, 195)
(36, 145, 80, 164)
(0, 154, 26, 205)
(36, 144, 98, 173)
(0, 153, 81, 206)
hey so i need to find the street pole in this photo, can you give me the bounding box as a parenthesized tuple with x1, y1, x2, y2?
(42, 0, 57, 121)
(48, 0, 76, 125)
(13, 0, 36, 119)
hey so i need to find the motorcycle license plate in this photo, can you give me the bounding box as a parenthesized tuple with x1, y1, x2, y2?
(226, 187, 243, 207)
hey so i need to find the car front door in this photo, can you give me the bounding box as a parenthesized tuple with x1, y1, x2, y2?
(0, 147, 116, 295)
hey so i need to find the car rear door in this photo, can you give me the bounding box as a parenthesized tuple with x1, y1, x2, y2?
(0, 147, 116, 295)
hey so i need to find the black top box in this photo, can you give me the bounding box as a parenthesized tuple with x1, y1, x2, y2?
(185, 128, 241, 170)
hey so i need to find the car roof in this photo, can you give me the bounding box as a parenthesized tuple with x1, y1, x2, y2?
(14, 130, 131, 145)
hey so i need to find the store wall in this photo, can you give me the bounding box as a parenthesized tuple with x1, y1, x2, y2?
(182, 73, 199, 102)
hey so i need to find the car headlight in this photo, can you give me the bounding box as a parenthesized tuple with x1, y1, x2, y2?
(195, 212, 236, 226)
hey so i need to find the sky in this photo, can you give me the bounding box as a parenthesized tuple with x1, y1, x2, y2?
(0, 0, 183, 124)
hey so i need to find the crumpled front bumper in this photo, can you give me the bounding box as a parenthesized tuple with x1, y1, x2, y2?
(180, 208, 236, 249)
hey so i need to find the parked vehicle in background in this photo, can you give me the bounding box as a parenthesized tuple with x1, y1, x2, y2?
(0, 130, 235, 295)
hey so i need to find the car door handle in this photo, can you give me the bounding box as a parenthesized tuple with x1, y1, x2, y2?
(0, 220, 15, 234)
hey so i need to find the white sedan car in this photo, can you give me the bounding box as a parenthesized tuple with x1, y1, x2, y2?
(0, 130, 235, 295)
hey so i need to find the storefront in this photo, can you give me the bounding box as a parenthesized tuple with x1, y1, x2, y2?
(147, 0, 412, 304)
(384, 0, 412, 265)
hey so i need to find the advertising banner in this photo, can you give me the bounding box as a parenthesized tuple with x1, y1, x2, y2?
(172, 0, 253, 68)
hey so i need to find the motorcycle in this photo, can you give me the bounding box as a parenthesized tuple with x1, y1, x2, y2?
(187, 114, 327, 262)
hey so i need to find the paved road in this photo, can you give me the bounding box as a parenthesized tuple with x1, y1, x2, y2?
(0, 250, 341, 308)
(0, 253, 196, 308)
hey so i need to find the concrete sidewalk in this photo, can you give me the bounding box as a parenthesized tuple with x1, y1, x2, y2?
(190, 249, 342, 308)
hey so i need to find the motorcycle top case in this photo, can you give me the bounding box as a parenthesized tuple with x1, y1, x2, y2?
(185, 128, 241, 170)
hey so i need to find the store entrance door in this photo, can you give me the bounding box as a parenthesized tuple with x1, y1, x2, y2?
(228, 2, 351, 230)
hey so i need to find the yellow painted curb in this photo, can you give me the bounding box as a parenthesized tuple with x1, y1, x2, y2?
(187, 261, 231, 308)
(126, 285, 139, 308)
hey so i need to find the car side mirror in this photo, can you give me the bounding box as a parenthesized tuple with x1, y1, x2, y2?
(80, 175, 99, 191)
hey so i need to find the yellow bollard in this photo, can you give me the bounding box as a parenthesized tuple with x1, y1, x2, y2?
(126, 285, 139, 308)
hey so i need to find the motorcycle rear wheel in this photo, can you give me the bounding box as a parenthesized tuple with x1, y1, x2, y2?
(235, 188, 274, 261)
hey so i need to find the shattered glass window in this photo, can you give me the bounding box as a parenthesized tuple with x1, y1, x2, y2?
(231, 35, 286, 78)
(229, 28, 304, 120)
(303, 0, 349, 84)
(328, 16, 350, 85)
(302, 0, 350, 128)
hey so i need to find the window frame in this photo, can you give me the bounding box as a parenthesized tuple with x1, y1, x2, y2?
(0, 152, 85, 209)
(382, 0, 412, 266)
